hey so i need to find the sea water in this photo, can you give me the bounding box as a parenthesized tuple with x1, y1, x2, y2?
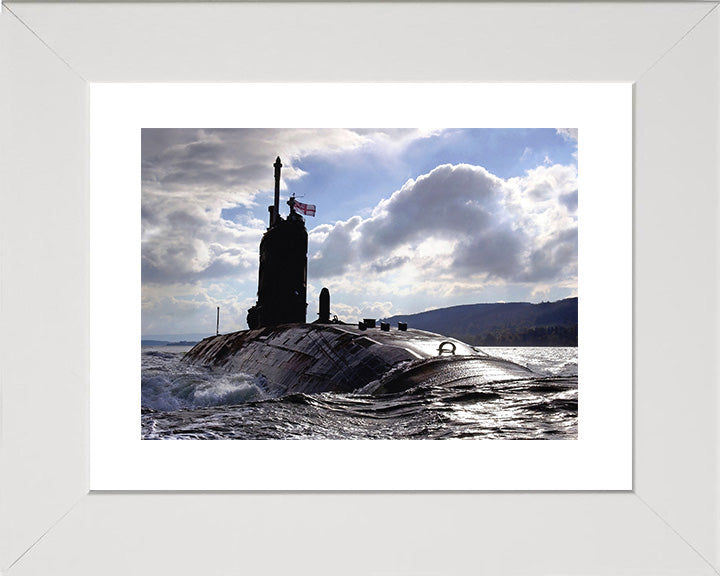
(141, 346, 577, 440)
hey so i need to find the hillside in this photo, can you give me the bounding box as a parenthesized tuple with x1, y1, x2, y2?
(382, 297, 578, 346)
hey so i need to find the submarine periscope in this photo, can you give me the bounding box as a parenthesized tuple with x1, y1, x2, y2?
(183, 157, 535, 397)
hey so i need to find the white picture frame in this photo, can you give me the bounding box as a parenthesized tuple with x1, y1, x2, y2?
(1, 2, 718, 574)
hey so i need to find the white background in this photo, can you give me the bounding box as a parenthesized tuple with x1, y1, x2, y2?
(90, 83, 632, 490)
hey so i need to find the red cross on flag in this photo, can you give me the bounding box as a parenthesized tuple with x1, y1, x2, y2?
(294, 200, 316, 217)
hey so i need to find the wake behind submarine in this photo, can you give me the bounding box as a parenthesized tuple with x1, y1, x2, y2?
(183, 157, 535, 397)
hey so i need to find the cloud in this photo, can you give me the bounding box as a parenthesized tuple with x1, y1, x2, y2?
(370, 255, 411, 273)
(556, 128, 578, 141)
(141, 282, 255, 335)
(451, 228, 525, 278)
(523, 227, 578, 282)
(310, 164, 505, 275)
(329, 300, 396, 321)
(142, 129, 578, 332)
(142, 128, 437, 286)
(309, 162, 577, 290)
(560, 190, 578, 212)
(556, 128, 579, 160)
(141, 198, 264, 284)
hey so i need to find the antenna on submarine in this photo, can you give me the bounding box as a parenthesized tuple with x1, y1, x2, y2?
(216, 306, 220, 336)
(272, 156, 282, 227)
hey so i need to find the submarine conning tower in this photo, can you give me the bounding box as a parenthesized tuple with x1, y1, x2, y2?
(246, 157, 308, 329)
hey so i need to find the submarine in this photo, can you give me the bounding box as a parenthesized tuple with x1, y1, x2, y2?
(183, 157, 535, 397)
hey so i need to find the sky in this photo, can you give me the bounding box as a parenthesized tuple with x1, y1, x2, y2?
(141, 128, 578, 338)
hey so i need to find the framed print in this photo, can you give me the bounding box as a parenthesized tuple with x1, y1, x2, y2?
(90, 82, 630, 491)
(2, 2, 719, 575)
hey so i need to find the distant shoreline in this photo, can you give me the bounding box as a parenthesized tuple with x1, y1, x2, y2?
(143, 297, 578, 348)
(141, 340, 199, 347)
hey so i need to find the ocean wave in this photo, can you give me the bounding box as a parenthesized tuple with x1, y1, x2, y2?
(141, 346, 578, 439)
(141, 371, 268, 411)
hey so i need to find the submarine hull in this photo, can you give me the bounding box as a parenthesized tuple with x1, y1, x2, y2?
(183, 323, 534, 397)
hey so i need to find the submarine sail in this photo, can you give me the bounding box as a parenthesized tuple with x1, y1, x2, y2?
(246, 157, 308, 329)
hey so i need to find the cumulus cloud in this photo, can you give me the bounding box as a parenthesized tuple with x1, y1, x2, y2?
(309, 162, 577, 292)
(310, 164, 504, 275)
(142, 128, 439, 287)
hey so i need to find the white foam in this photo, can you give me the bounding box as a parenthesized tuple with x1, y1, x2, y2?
(141, 366, 268, 411)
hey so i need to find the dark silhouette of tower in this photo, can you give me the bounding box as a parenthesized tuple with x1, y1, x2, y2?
(246, 157, 308, 329)
(318, 287, 330, 323)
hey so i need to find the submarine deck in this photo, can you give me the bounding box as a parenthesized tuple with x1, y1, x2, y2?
(183, 323, 534, 396)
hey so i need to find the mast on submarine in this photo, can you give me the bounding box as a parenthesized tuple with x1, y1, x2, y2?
(246, 157, 308, 329)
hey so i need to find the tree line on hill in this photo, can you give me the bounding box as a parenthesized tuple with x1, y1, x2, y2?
(382, 297, 578, 346)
